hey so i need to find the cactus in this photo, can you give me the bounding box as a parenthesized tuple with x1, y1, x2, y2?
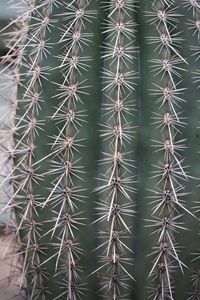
(0, 0, 200, 300)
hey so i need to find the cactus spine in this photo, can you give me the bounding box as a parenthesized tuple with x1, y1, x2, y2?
(41, 1, 95, 299)
(146, 1, 195, 299)
(0, 1, 56, 298)
(93, 0, 136, 298)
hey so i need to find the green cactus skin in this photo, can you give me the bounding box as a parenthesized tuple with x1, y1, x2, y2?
(0, 0, 200, 300)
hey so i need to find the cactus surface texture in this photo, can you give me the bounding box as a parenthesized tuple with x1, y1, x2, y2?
(0, 0, 200, 299)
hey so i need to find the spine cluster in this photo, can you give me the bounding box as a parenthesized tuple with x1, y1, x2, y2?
(41, 1, 95, 299)
(93, 0, 136, 298)
(147, 0, 193, 299)
(1, 0, 57, 298)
